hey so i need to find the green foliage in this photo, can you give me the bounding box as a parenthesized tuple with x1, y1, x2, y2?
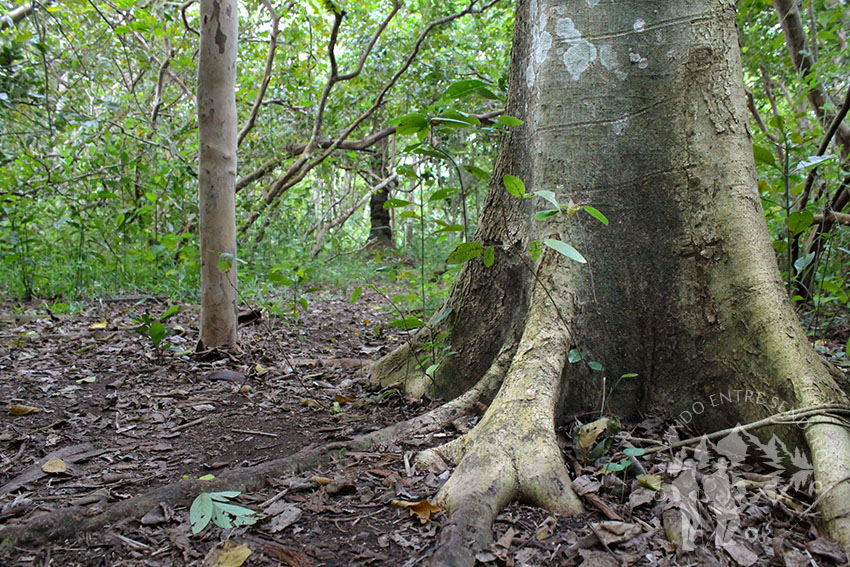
(189, 491, 258, 534)
(130, 305, 180, 361)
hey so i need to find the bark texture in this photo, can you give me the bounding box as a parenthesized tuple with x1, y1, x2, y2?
(197, 0, 239, 350)
(372, 0, 850, 563)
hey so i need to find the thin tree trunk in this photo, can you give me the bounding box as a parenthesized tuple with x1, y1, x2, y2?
(197, 0, 239, 350)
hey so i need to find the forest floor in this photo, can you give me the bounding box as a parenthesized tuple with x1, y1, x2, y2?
(1, 289, 849, 567)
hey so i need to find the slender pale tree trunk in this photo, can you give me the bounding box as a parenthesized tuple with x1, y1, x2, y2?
(371, 1, 850, 564)
(197, 0, 239, 350)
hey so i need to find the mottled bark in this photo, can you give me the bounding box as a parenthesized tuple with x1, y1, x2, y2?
(368, 137, 394, 246)
(197, 0, 239, 350)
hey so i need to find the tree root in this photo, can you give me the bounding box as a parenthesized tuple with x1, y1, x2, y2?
(0, 363, 510, 549)
(419, 252, 584, 567)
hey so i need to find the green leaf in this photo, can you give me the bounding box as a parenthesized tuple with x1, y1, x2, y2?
(440, 79, 491, 100)
(845, 336, 850, 358)
(161, 305, 180, 320)
(412, 147, 450, 160)
(534, 190, 559, 209)
(620, 373, 638, 378)
(496, 115, 523, 127)
(434, 223, 465, 233)
(217, 252, 234, 272)
(753, 144, 777, 168)
(383, 198, 411, 208)
(543, 239, 587, 263)
(535, 209, 560, 221)
(190, 493, 213, 534)
(528, 240, 543, 262)
(392, 113, 429, 135)
(582, 206, 609, 226)
(433, 109, 480, 129)
(149, 322, 166, 347)
(429, 188, 458, 201)
(503, 175, 526, 198)
(483, 246, 495, 267)
(463, 165, 490, 181)
(786, 210, 814, 235)
(568, 349, 582, 363)
(446, 242, 484, 264)
(794, 252, 815, 274)
(602, 458, 631, 473)
(587, 360, 603, 371)
(623, 447, 646, 457)
(299, 297, 308, 311)
(389, 316, 425, 329)
(349, 286, 362, 304)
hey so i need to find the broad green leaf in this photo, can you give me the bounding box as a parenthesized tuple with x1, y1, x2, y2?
(623, 447, 646, 457)
(440, 79, 491, 100)
(433, 109, 480, 129)
(568, 349, 582, 363)
(161, 305, 180, 320)
(389, 316, 425, 329)
(149, 322, 166, 347)
(190, 493, 214, 534)
(496, 115, 523, 127)
(503, 175, 526, 198)
(299, 297, 308, 311)
(446, 242, 484, 264)
(383, 198, 411, 208)
(583, 206, 609, 226)
(845, 336, 850, 358)
(429, 188, 458, 201)
(587, 361, 603, 371)
(535, 190, 559, 209)
(535, 209, 560, 221)
(794, 154, 833, 172)
(217, 253, 234, 272)
(463, 165, 490, 181)
(412, 148, 449, 160)
(349, 286, 362, 304)
(483, 246, 495, 267)
(434, 223, 465, 233)
(543, 239, 587, 263)
(392, 113, 429, 135)
(753, 144, 777, 168)
(786, 210, 814, 235)
(794, 252, 815, 274)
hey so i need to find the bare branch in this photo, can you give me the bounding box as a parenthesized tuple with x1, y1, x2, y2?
(0, 3, 33, 31)
(237, 0, 280, 146)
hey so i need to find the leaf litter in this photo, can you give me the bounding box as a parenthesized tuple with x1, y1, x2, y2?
(0, 289, 846, 566)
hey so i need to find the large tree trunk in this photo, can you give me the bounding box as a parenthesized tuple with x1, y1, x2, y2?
(197, 0, 239, 350)
(370, 0, 850, 564)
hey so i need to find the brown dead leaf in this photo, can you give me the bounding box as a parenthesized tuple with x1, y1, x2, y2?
(258, 542, 314, 566)
(308, 476, 332, 485)
(9, 403, 41, 416)
(203, 542, 252, 567)
(535, 515, 557, 540)
(390, 499, 441, 523)
(333, 394, 355, 403)
(41, 458, 67, 474)
(88, 320, 108, 329)
(578, 417, 610, 451)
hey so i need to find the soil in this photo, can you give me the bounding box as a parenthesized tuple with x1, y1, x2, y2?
(1, 289, 847, 566)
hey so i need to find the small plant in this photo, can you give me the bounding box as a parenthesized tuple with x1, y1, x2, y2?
(189, 491, 258, 534)
(130, 304, 179, 362)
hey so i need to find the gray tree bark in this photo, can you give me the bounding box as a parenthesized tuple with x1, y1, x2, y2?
(370, 1, 850, 564)
(197, 0, 239, 350)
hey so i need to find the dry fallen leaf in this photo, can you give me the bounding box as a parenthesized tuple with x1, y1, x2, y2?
(88, 320, 108, 329)
(333, 394, 355, 403)
(203, 542, 252, 567)
(41, 458, 67, 474)
(390, 499, 441, 523)
(308, 476, 333, 485)
(9, 404, 41, 416)
(637, 473, 662, 491)
(578, 417, 610, 451)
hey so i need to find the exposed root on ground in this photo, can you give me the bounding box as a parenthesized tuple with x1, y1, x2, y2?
(0, 359, 512, 548)
(418, 253, 584, 567)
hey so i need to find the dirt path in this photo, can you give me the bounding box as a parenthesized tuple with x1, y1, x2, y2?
(1, 291, 845, 566)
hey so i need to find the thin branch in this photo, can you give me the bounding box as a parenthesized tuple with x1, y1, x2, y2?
(0, 3, 33, 31)
(237, 0, 280, 146)
(180, 0, 198, 36)
(798, 82, 850, 211)
(240, 0, 503, 231)
(745, 88, 779, 142)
